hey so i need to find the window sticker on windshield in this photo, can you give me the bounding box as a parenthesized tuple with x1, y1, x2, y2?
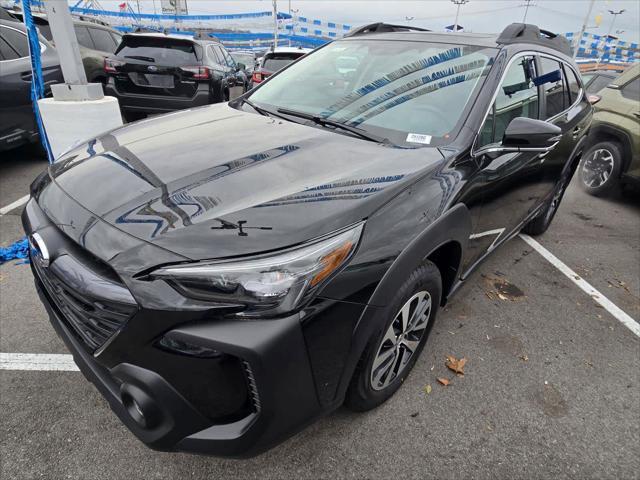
(406, 133, 432, 144)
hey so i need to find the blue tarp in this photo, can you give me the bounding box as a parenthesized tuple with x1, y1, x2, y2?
(0, 238, 30, 265)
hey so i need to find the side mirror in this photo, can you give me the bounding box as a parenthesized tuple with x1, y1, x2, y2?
(473, 117, 561, 158)
(235, 63, 246, 72)
(502, 117, 562, 151)
(587, 94, 601, 105)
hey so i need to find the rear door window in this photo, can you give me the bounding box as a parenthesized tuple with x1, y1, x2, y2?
(116, 37, 199, 65)
(74, 26, 94, 49)
(538, 57, 569, 118)
(0, 26, 29, 57)
(89, 27, 117, 53)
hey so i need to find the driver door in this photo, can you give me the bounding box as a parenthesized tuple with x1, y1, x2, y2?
(461, 55, 547, 273)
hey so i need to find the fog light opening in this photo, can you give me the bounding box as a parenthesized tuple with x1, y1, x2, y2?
(122, 391, 147, 428)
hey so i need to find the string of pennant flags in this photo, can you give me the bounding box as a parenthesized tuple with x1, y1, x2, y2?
(565, 31, 639, 63)
(16, 1, 640, 63)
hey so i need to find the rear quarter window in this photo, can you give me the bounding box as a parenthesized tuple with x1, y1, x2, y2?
(74, 26, 94, 49)
(89, 27, 117, 53)
(0, 26, 29, 57)
(564, 65, 582, 103)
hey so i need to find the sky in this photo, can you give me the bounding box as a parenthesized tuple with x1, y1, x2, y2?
(99, 0, 640, 43)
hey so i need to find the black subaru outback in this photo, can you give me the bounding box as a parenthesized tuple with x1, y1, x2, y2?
(104, 32, 247, 119)
(24, 23, 592, 457)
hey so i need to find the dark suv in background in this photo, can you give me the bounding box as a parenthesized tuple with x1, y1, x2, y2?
(104, 32, 247, 119)
(0, 20, 63, 151)
(25, 23, 591, 457)
(4, 9, 122, 84)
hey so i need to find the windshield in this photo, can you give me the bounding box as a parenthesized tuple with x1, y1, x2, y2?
(248, 39, 496, 146)
(232, 53, 255, 68)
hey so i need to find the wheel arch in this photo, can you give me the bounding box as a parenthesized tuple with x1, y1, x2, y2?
(332, 203, 472, 405)
(588, 123, 634, 174)
(365, 202, 471, 309)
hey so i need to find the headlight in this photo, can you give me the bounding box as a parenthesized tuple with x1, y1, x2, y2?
(149, 222, 364, 316)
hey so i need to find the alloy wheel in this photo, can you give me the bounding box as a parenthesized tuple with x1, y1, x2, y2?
(370, 291, 432, 391)
(581, 148, 615, 188)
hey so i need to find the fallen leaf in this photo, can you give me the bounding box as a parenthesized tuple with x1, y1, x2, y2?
(520, 355, 529, 362)
(437, 377, 450, 386)
(446, 355, 467, 375)
(424, 384, 432, 395)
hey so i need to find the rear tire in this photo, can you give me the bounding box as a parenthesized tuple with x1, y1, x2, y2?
(578, 141, 623, 196)
(344, 262, 441, 412)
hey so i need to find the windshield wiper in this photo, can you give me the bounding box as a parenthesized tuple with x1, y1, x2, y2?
(124, 55, 156, 62)
(276, 108, 389, 144)
(242, 98, 293, 121)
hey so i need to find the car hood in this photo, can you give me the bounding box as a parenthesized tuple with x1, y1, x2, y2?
(46, 103, 444, 261)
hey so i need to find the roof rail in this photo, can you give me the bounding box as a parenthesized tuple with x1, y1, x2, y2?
(344, 22, 431, 38)
(497, 23, 571, 56)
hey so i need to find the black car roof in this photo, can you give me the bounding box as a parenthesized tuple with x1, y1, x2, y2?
(342, 23, 572, 58)
(342, 30, 499, 49)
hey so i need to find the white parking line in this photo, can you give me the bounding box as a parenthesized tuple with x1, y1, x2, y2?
(0, 353, 78, 371)
(0, 194, 30, 216)
(520, 234, 640, 338)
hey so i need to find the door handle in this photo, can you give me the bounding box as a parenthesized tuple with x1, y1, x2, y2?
(572, 126, 582, 139)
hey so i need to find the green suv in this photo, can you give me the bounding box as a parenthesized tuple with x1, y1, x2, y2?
(579, 64, 640, 195)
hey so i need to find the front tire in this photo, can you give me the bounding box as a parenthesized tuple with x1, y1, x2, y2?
(522, 166, 573, 236)
(344, 262, 441, 412)
(578, 141, 623, 196)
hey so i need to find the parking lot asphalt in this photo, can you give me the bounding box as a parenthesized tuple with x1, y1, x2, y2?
(1, 146, 639, 480)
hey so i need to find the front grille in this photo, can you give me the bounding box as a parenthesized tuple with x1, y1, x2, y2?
(33, 257, 137, 353)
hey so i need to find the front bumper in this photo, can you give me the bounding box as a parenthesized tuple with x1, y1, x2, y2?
(23, 197, 367, 457)
(34, 272, 324, 457)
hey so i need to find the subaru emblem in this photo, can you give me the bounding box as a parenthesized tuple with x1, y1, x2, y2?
(147, 65, 158, 72)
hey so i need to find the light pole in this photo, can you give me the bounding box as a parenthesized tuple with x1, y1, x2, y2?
(272, 0, 278, 49)
(522, 0, 535, 23)
(599, 9, 625, 64)
(573, 0, 596, 59)
(291, 8, 299, 37)
(451, 0, 469, 33)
